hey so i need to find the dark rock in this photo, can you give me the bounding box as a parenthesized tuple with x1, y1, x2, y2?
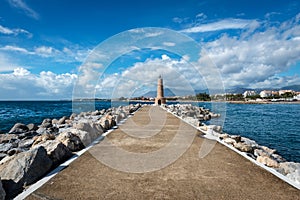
(0, 179, 5, 200)
(0, 146, 52, 199)
(0, 143, 12, 153)
(8, 123, 29, 134)
(231, 135, 242, 143)
(27, 123, 38, 131)
(7, 148, 23, 156)
(0, 153, 7, 161)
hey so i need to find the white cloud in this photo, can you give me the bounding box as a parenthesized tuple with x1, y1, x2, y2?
(8, 0, 39, 20)
(0, 68, 77, 99)
(0, 24, 31, 37)
(0, 45, 32, 54)
(181, 18, 256, 33)
(200, 13, 300, 89)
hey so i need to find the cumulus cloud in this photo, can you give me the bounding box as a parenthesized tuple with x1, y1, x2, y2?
(200, 13, 300, 89)
(8, 0, 39, 20)
(0, 68, 77, 100)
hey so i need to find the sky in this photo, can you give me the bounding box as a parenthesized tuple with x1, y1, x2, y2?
(0, 0, 300, 99)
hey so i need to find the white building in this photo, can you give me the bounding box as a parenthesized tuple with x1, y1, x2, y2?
(260, 90, 273, 98)
(243, 91, 257, 98)
(293, 94, 300, 100)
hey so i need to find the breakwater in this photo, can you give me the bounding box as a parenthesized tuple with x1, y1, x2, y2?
(164, 104, 300, 188)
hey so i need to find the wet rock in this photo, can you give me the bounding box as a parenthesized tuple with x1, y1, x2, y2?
(57, 132, 84, 152)
(34, 140, 72, 166)
(27, 123, 38, 131)
(0, 143, 12, 153)
(0, 179, 5, 200)
(256, 155, 279, 168)
(234, 142, 253, 153)
(0, 146, 52, 198)
(9, 123, 29, 134)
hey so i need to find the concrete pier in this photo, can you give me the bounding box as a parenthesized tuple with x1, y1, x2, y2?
(26, 106, 300, 199)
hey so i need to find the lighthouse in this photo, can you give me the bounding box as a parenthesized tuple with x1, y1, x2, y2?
(155, 75, 166, 105)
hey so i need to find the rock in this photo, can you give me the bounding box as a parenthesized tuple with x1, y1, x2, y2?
(241, 137, 258, 147)
(218, 133, 229, 140)
(223, 138, 237, 145)
(8, 123, 29, 134)
(73, 122, 104, 144)
(27, 123, 38, 131)
(41, 118, 52, 128)
(230, 135, 241, 143)
(58, 116, 68, 125)
(261, 146, 276, 155)
(234, 142, 253, 153)
(57, 132, 84, 152)
(32, 133, 55, 147)
(69, 128, 98, 147)
(7, 148, 23, 156)
(18, 139, 34, 149)
(0, 134, 18, 143)
(0, 179, 6, 200)
(256, 155, 279, 168)
(278, 162, 300, 175)
(70, 113, 77, 120)
(0, 153, 7, 161)
(0, 146, 52, 198)
(36, 127, 47, 134)
(0, 143, 12, 153)
(34, 140, 72, 166)
(52, 119, 58, 124)
(254, 149, 269, 157)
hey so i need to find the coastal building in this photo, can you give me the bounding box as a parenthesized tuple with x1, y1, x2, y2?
(279, 90, 294, 96)
(260, 90, 273, 98)
(155, 75, 166, 105)
(243, 90, 257, 98)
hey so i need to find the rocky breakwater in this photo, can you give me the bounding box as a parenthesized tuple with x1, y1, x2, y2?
(0, 103, 141, 199)
(165, 104, 300, 188)
(163, 104, 220, 127)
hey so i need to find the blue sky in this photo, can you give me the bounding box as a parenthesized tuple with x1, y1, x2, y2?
(0, 0, 300, 99)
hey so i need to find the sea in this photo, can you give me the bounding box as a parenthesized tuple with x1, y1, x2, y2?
(0, 101, 299, 163)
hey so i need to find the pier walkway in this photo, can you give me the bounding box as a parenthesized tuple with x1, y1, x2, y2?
(27, 106, 299, 199)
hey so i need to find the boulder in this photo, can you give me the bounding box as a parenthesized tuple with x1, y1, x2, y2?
(18, 139, 34, 149)
(0, 179, 5, 200)
(27, 123, 38, 131)
(223, 138, 237, 145)
(0, 143, 12, 153)
(32, 133, 55, 147)
(41, 118, 52, 128)
(218, 133, 229, 140)
(234, 142, 253, 153)
(0, 134, 18, 143)
(8, 123, 29, 134)
(70, 113, 77, 120)
(52, 119, 58, 125)
(34, 140, 72, 166)
(256, 155, 279, 168)
(69, 129, 97, 147)
(230, 135, 241, 143)
(57, 132, 84, 152)
(58, 116, 68, 125)
(278, 162, 300, 175)
(0, 146, 52, 198)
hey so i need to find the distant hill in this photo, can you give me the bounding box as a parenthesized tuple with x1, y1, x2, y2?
(143, 88, 176, 97)
(281, 85, 300, 91)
